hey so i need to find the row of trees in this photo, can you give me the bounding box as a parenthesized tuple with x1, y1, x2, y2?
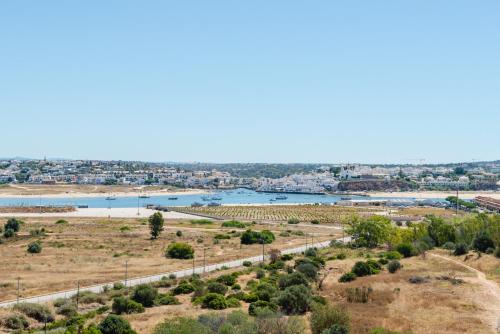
(346, 213, 500, 255)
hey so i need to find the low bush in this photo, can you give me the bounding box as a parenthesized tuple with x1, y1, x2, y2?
(99, 315, 136, 334)
(4, 314, 29, 330)
(226, 297, 241, 308)
(166, 243, 194, 259)
(156, 294, 180, 305)
(131, 284, 158, 307)
(248, 300, 278, 316)
(173, 282, 195, 295)
(288, 218, 300, 224)
(216, 274, 236, 286)
(378, 258, 388, 265)
(27, 241, 42, 254)
(240, 229, 275, 244)
(55, 219, 68, 225)
(305, 247, 318, 257)
(442, 242, 456, 250)
(243, 260, 253, 267)
(338, 272, 356, 283)
(395, 243, 417, 258)
(190, 219, 213, 225)
(176, 230, 183, 237)
(472, 232, 494, 253)
(5, 218, 22, 232)
(77, 291, 107, 305)
(351, 260, 380, 277)
(336, 253, 347, 260)
(256, 269, 266, 279)
(296, 262, 319, 280)
(310, 303, 350, 334)
(222, 220, 247, 228)
(56, 302, 78, 317)
(14, 303, 54, 322)
(453, 243, 468, 256)
(281, 254, 294, 261)
(214, 234, 231, 240)
(383, 251, 402, 260)
(112, 297, 145, 314)
(495, 246, 500, 258)
(201, 293, 228, 310)
(207, 282, 228, 295)
(387, 260, 402, 273)
(321, 324, 349, 334)
(277, 284, 312, 315)
(311, 219, 320, 225)
(408, 276, 427, 284)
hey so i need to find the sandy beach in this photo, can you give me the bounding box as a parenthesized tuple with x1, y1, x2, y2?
(366, 190, 500, 200)
(0, 184, 207, 199)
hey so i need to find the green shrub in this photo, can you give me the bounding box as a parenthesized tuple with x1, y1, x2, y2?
(240, 229, 275, 245)
(99, 315, 136, 334)
(226, 297, 241, 308)
(131, 284, 158, 307)
(281, 254, 294, 261)
(288, 218, 300, 224)
(4, 314, 29, 330)
(338, 272, 357, 283)
(55, 219, 68, 225)
(176, 230, 183, 237)
(321, 324, 349, 334)
(242, 293, 259, 303)
(201, 293, 228, 310)
(14, 302, 54, 322)
(77, 291, 107, 304)
(216, 274, 236, 286)
(56, 302, 78, 317)
(395, 243, 417, 258)
(277, 284, 312, 315)
(296, 262, 319, 280)
(378, 258, 388, 265)
(494, 247, 500, 258)
(351, 261, 380, 277)
(112, 297, 145, 314)
(256, 269, 265, 279)
(207, 282, 228, 295)
(453, 243, 468, 256)
(310, 303, 350, 334)
(243, 260, 253, 267)
(173, 282, 195, 295)
(27, 241, 42, 254)
(472, 232, 494, 253)
(5, 218, 22, 232)
(222, 220, 247, 228)
(384, 251, 402, 260)
(166, 243, 194, 259)
(311, 220, 320, 225)
(3, 228, 15, 238)
(190, 219, 213, 225)
(255, 283, 277, 302)
(387, 260, 402, 274)
(248, 300, 278, 316)
(305, 248, 318, 257)
(156, 294, 180, 305)
(442, 242, 455, 250)
(336, 253, 347, 260)
(214, 234, 231, 240)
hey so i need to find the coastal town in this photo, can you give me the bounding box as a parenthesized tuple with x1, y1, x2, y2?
(1, 159, 499, 194)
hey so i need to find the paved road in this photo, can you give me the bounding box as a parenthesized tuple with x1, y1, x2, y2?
(0, 237, 351, 308)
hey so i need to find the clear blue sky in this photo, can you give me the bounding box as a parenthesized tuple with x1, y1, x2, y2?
(1, 1, 499, 164)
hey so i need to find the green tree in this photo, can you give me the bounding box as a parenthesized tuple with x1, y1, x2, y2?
(277, 284, 312, 315)
(149, 212, 164, 239)
(98, 315, 136, 334)
(166, 243, 194, 259)
(347, 216, 393, 248)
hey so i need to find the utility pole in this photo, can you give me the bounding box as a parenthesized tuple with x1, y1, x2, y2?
(124, 260, 129, 287)
(76, 281, 80, 311)
(305, 233, 308, 251)
(203, 247, 206, 274)
(192, 256, 195, 276)
(16, 277, 20, 304)
(456, 187, 459, 214)
(137, 195, 140, 216)
(261, 238, 265, 262)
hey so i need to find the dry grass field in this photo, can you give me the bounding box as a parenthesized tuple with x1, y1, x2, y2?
(318, 248, 499, 334)
(0, 216, 338, 302)
(174, 205, 386, 224)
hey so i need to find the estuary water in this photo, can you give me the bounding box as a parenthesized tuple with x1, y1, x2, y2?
(0, 188, 441, 208)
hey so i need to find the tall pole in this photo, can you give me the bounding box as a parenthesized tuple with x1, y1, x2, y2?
(262, 239, 265, 262)
(203, 247, 206, 274)
(124, 260, 128, 287)
(16, 277, 20, 304)
(456, 187, 459, 214)
(305, 233, 308, 251)
(76, 281, 80, 311)
(192, 256, 195, 276)
(137, 195, 140, 216)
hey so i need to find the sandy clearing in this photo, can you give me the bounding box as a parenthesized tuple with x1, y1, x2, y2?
(430, 252, 500, 332)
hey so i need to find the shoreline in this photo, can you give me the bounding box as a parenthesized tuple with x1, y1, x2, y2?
(0, 188, 208, 199)
(364, 190, 500, 200)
